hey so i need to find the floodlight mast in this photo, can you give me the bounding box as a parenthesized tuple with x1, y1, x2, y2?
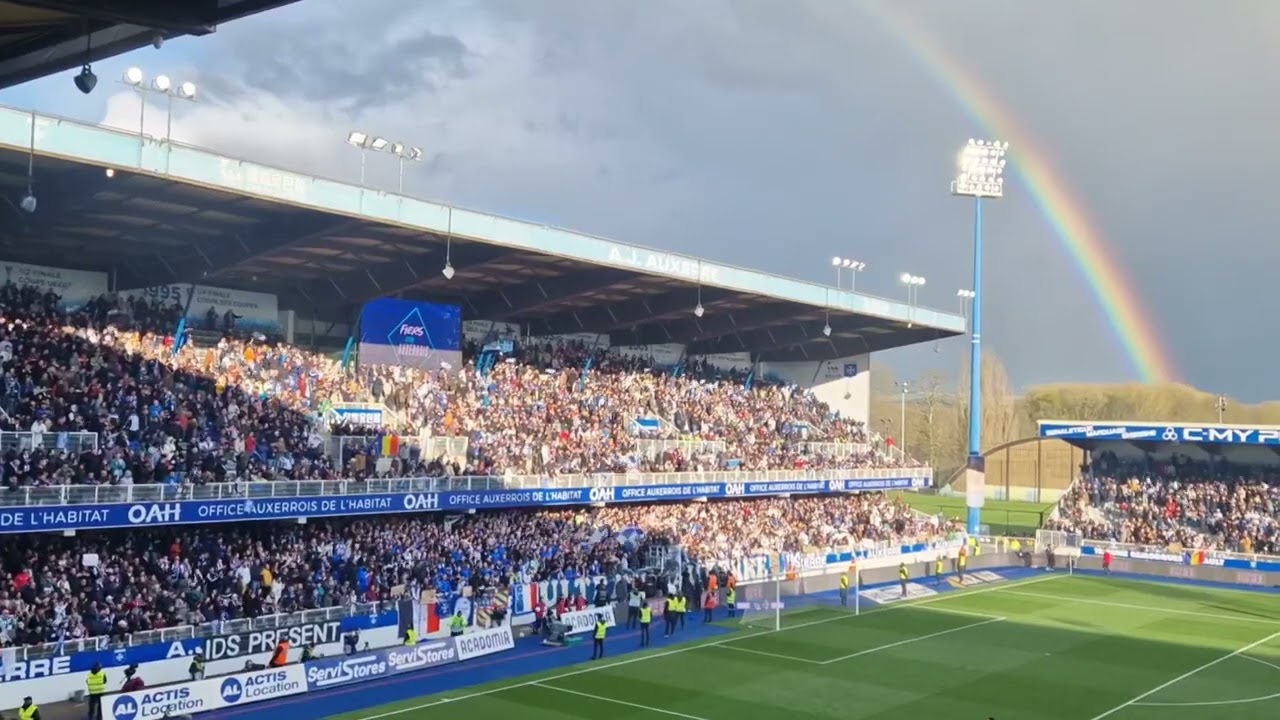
(950, 138, 1008, 535)
(346, 132, 423, 192)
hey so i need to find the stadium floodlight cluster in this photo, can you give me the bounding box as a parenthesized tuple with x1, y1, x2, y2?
(951, 138, 1008, 198)
(346, 131, 424, 192)
(830, 256, 867, 294)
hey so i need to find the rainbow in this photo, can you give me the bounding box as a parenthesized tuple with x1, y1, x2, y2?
(864, 6, 1179, 384)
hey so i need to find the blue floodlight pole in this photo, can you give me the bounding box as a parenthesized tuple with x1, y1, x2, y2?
(966, 196, 984, 535)
(952, 138, 1007, 536)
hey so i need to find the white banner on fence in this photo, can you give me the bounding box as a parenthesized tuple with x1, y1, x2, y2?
(106, 665, 307, 720)
(132, 284, 281, 333)
(455, 625, 515, 660)
(559, 605, 617, 636)
(2, 261, 107, 308)
(463, 320, 519, 343)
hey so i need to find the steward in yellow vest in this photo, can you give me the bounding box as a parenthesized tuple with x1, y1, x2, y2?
(18, 697, 41, 720)
(591, 618, 608, 660)
(639, 605, 652, 647)
(85, 664, 107, 720)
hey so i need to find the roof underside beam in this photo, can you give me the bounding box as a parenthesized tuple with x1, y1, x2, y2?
(532, 287, 738, 337)
(121, 215, 364, 284)
(295, 243, 517, 309)
(468, 269, 634, 321)
(7, 0, 220, 34)
(609, 303, 811, 347)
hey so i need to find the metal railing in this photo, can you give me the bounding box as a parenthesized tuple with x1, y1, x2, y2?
(0, 467, 932, 507)
(0, 430, 99, 454)
(11, 601, 388, 662)
(634, 438, 727, 455)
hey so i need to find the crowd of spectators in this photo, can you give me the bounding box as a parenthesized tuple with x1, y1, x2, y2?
(0, 493, 941, 650)
(1047, 451, 1280, 554)
(0, 283, 910, 487)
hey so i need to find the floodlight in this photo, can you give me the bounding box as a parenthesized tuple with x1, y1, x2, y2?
(831, 256, 842, 266)
(347, 131, 368, 147)
(441, 262, 455, 280)
(822, 323, 832, 337)
(105, 168, 115, 178)
(952, 138, 1008, 198)
(392, 143, 405, 155)
(123, 67, 144, 86)
(407, 147, 423, 160)
(19, 193, 36, 213)
(957, 289, 975, 299)
(694, 303, 705, 318)
(899, 272, 912, 285)
(152, 74, 171, 92)
(914, 276, 926, 286)
(177, 81, 197, 99)
(370, 137, 390, 151)
(74, 65, 97, 94)
(849, 261, 865, 271)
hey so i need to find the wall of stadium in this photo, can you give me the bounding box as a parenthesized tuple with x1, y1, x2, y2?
(757, 353, 870, 426)
(0, 626, 400, 707)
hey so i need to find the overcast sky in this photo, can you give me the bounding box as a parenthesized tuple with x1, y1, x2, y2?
(3, 0, 1278, 399)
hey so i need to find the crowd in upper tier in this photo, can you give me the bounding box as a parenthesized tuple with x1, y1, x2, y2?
(0, 494, 944, 650)
(1048, 452, 1280, 554)
(0, 283, 908, 488)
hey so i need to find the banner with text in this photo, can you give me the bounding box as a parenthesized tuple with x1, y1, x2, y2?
(559, 605, 616, 636)
(359, 297, 461, 372)
(132, 284, 280, 333)
(0, 476, 928, 533)
(106, 665, 307, 720)
(2, 261, 107, 308)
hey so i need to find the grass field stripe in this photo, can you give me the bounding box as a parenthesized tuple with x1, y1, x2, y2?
(1000, 588, 1280, 625)
(531, 681, 712, 720)
(711, 643, 824, 664)
(815, 616, 1006, 665)
(1086, 629, 1280, 720)
(354, 573, 1065, 720)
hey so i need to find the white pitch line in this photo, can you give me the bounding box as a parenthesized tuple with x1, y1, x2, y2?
(711, 643, 824, 664)
(532, 681, 711, 720)
(355, 573, 1065, 720)
(1087, 629, 1280, 720)
(816, 615, 1006, 665)
(1000, 589, 1280, 626)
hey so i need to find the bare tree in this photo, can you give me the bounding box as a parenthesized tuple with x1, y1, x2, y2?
(913, 371, 957, 468)
(955, 349, 1021, 453)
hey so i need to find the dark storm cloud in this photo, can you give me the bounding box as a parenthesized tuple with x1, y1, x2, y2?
(81, 0, 1280, 398)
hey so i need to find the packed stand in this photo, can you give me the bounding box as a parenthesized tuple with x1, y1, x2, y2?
(1046, 451, 1280, 554)
(0, 493, 939, 649)
(0, 282, 910, 487)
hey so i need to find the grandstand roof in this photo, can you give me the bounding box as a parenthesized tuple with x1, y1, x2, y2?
(0, 106, 966, 361)
(0, 0, 297, 89)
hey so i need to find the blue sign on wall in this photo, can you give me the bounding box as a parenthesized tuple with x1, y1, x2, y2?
(1039, 422, 1280, 446)
(1, 639, 205, 682)
(358, 297, 461, 371)
(0, 477, 927, 533)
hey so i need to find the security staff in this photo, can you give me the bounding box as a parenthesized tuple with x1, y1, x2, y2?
(18, 696, 40, 720)
(450, 611, 466, 637)
(838, 572, 850, 606)
(725, 586, 737, 618)
(627, 587, 644, 629)
(301, 643, 318, 662)
(676, 594, 687, 631)
(404, 627, 419, 645)
(639, 602, 652, 646)
(702, 589, 717, 622)
(663, 594, 676, 638)
(188, 651, 206, 681)
(269, 639, 290, 668)
(85, 663, 107, 720)
(935, 555, 945, 586)
(958, 549, 969, 581)
(591, 617, 608, 660)
(898, 562, 909, 598)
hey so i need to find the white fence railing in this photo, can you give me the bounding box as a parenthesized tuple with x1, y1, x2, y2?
(0, 467, 932, 507)
(0, 430, 98, 454)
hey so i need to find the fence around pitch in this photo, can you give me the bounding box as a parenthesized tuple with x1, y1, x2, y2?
(0, 466, 934, 507)
(10, 601, 389, 662)
(1036, 529, 1280, 587)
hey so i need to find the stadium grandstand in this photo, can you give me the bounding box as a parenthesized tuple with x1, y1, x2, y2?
(0, 104, 960, 698)
(0, 59, 1272, 720)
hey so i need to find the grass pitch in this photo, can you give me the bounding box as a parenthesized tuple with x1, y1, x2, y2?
(891, 492, 1052, 535)
(330, 574, 1280, 720)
